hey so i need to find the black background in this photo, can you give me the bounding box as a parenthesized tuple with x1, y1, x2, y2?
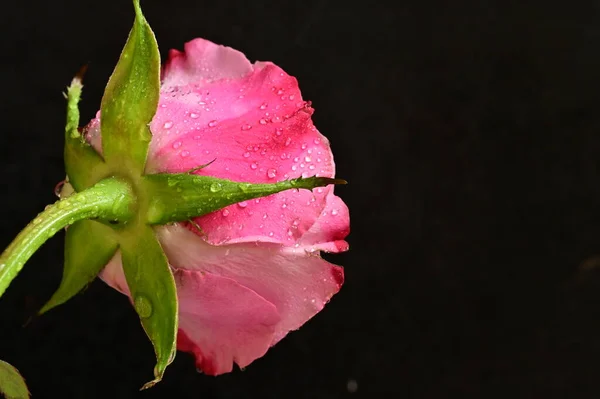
(2, 0, 600, 397)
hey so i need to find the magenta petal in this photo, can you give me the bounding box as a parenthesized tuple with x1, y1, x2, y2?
(297, 189, 351, 253)
(174, 269, 280, 375)
(162, 38, 253, 88)
(158, 224, 344, 344)
(148, 62, 339, 246)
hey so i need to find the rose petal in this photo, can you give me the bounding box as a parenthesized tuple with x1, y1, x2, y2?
(158, 224, 344, 344)
(174, 269, 279, 375)
(162, 38, 253, 89)
(297, 189, 351, 253)
(99, 252, 280, 375)
(148, 61, 338, 247)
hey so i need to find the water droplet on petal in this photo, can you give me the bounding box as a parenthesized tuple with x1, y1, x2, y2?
(251, 162, 258, 170)
(238, 201, 248, 208)
(268, 231, 274, 237)
(208, 120, 218, 127)
(331, 209, 339, 216)
(134, 295, 153, 319)
(163, 121, 174, 129)
(263, 213, 268, 219)
(172, 141, 182, 149)
(259, 118, 268, 125)
(241, 124, 252, 131)
(260, 102, 268, 110)
(301, 143, 307, 150)
(222, 209, 230, 217)
(243, 152, 251, 158)
(285, 137, 292, 146)
(314, 138, 321, 145)
(190, 112, 199, 119)
(180, 150, 190, 158)
(267, 168, 277, 179)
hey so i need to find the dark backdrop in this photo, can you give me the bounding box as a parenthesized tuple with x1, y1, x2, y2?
(2, 0, 600, 397)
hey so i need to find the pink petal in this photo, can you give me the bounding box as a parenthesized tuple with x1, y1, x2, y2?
(161, 38, 253, 89)
(157, 224, 344, 344)
(297, 190, 351, 253)
(148, 61, 339, 247)
(99, 251, 281, 375)
(173, 269, 279, 375)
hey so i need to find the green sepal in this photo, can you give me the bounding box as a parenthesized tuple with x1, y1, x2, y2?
(0, 360, 29, 399)
(64, 72, 108, 192)
(120, 225, 177, 389)
(100, 0, 160, 175)
(39, 220, 118, 315)
(143, 173, 347, 225)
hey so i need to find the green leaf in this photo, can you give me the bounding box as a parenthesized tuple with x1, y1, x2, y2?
(100, 0, 160, 175)
(120, 225, 177, 389)
(39, 220, 118, 315)
(63, 72, 108, 192)
(0, 360, 29, 399)
(143, 173, 347, 225)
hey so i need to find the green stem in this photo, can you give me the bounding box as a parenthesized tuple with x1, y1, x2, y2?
(0, 177, 135, 297)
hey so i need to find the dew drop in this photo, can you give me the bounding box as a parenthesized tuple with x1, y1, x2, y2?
(238, 201, 248, 208)
(163, 121, 174, 129)
(134, 295, 153, 319)
(172, 141, 182, 149)
(276, 128, 284, 136)
(210, 182, 222, 192)
(251, 162, 258, 170)
(267, 168, 277, 179)
(263, 213, 268, 219)
(268, 231, 274, 237)
(180, 150, 190, 158)
(301, 143, 307, 150)
(243, 152, 251, 158)
(331, 209, 339, 216)
(208, 120, 218, 127)
(260, 102, 268, 110)
(222, 209, 230, 217)
(190, 112, 199, 119)
(314, 138, 321, 145)
(241, 124, 252, 131)
(259, 118, 268, 125)
(285, 137, 292, 146)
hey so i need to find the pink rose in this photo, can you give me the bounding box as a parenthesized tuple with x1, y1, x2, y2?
(88, 38, 350, 375)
